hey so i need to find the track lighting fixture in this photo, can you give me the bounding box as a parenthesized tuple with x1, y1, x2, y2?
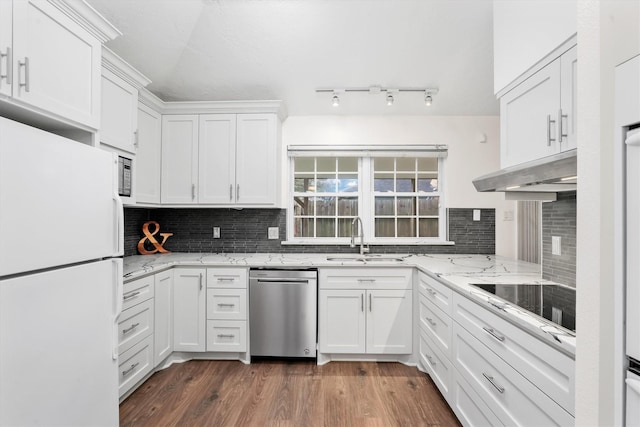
(316, 86, 439, 107)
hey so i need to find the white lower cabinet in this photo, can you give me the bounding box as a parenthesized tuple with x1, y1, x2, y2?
(206, 320, 247, 352)
(451, 369, 504, 427)
(206, 268, 248, 353)
(419, 328, 453, 399)
(453, 323, 574, 426)
(154, 269, 173, 365)
(173, 268, 206, 352)
(118, 335, 154, 398)
(318, 268, 413, 355)
(118, 299, 154, 355)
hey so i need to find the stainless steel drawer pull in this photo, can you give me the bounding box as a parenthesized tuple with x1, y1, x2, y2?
(0, 47, 12, 85)
(217, 303, 235, 308)
(482, 327, 505, 342)
(483, 373, 505, 394)
(217, 334, 235, 339)
(426, 355, 436, 366)
(122, 323, 140, 334)
(18, 57, 29, 92)
(122, 362, 139, 376)
(426, 288, 437, 296)
(357, 278, 376, 283)
(217, 277, 235, 282)
(425, 317, 437, 326)
(123, 291, 141, 300)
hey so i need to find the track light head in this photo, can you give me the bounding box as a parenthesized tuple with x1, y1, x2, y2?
(425, 93, 433, 106)
(332, 93, 340, 107)
(386, 93, 394, 106)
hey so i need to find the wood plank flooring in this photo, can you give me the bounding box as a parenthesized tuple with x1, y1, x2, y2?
(120, 360, 461, 427)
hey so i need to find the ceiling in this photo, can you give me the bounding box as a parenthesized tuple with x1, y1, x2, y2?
(86, 0, 498, 116)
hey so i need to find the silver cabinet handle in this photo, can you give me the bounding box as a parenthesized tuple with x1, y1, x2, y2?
(123, 291, 140, 300)
(199, 273, 203, 290)
(0, 46, 12, 85)
(191, 184, 196, 200)
(558, 109, 568, 141)
(122, 362, 139, 376)
(358, 278, 376, 284)
(229, 184, 233, 201)
(122, 322, 140, 334)
(483, 373, 505, 394)
(482, 327, 505, 342)
(217, 334, 235, 339)
(369, 293, 372, 312)
(547, 114, 556, 146)
(217, 303, 235, 308)
(426, 288, 437, 296)
(426, 355, 437, 366)
(133, 130, 139, 148)
(18, 57, 29, 92)
(425, 317, 437, 327)
(361, 294, 364, 312)
(217, 277, 235, 282)
(236, 184, 240, 200)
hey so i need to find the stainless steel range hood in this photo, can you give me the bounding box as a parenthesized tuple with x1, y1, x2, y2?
(472, 150, 576, 200)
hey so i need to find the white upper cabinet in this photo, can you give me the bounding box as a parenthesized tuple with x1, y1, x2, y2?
(0, 0, 119, 130)
(500, 45, 577, 168)
(493, 0, 576, 94)
(100, 48, 150, 154)
(136, 100, 162, 204)
(161, 111, 281, 207)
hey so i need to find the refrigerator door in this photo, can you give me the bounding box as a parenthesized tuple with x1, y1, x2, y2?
(0, 116, 122, 276)
(0, 259, 119, 426)
(627, 127, 640, 361)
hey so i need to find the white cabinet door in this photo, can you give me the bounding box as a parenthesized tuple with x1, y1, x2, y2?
(154, 270, 173, 365)
(366, 289, 412, 354)
(560, 45, 577, 151)
(161, 115, 199, 204)
(235, 114, 277, 205)
(450, 369, 505, 427)
(100, 68, 138, 154)
(319, 289, 366, 354)
(0, 1, 12, 98)
(11, 0, 101, 129)
(198, 114, 236, 204)
(173, 268, 206, 352)
(137, 103, 162, 204)
(500, 57, 561, 168)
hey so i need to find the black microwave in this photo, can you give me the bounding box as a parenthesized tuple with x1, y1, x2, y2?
(117, 156, 132, 197)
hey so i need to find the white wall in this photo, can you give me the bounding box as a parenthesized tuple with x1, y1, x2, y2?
(576, 0, 640, 425)
(281, 115, 516, 257)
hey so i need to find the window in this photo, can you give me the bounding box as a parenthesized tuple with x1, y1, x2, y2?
(288, 146, 447, 244)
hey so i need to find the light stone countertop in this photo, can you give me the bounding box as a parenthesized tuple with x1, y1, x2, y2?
(123, 252, 575, 356)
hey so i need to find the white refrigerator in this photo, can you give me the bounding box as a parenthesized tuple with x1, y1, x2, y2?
(0, 116, 123, 426)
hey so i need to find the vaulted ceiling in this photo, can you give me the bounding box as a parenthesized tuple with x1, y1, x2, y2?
(86, 0, 498, 116)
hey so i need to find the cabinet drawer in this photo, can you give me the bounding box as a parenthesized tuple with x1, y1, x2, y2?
(118, 299, 154, 355)
(123, 275, 154, 311)
(418, 294, 452, 357)
(453, 323, 574, 426)
(207, 268, 247, 288)
(206, 320, 247, 352)
(453, 292, 575, 414)
(206, 288, 247, 320)
(419, 329, 452, 400)
(417, 271, 452, 315)
(319, 268, 412, 290)
(119, 335, 154, 398)
(451, 369, 504, 427)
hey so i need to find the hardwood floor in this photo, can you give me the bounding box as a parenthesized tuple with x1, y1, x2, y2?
(120, 360, 461, 427)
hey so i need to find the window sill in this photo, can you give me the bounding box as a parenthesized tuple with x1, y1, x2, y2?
(281, 239, 455, 246)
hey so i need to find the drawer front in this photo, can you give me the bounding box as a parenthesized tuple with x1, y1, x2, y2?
(418, 329, 452, 400)
(206, 288, 247, 320)
(451, 369, 504, 427)
(417, 271, 452, 315)
(119, 335, 154, 397)
(206, 320, 247, 352)
(453, 292, 575, 414)
(453, 323, 574, 426)
(418, 294, 452, 357)
(118, 299, 154, 355)
(123, 275, 154, 310)
(320, 268, 412, 290)
(207, 268, 248, 289)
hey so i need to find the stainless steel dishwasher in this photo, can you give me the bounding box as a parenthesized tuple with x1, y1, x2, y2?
(249, 269, 317, 358)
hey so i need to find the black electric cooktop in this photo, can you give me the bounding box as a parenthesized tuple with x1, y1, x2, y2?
(470, 283, 576, 332)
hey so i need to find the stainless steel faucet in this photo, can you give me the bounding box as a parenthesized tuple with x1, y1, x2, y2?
(350, 216, 369, 255)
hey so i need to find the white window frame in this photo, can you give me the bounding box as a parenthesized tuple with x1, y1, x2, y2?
(285, 145, 450, 245)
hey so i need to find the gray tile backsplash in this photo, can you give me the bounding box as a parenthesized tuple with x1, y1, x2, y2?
(542, 191, 576, 287)
(124, 207, 495, 257)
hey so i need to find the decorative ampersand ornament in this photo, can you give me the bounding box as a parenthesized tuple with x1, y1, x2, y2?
(137, 221, 173, 255)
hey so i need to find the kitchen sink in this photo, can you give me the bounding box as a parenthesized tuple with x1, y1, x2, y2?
(326, 255, 406, 263)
